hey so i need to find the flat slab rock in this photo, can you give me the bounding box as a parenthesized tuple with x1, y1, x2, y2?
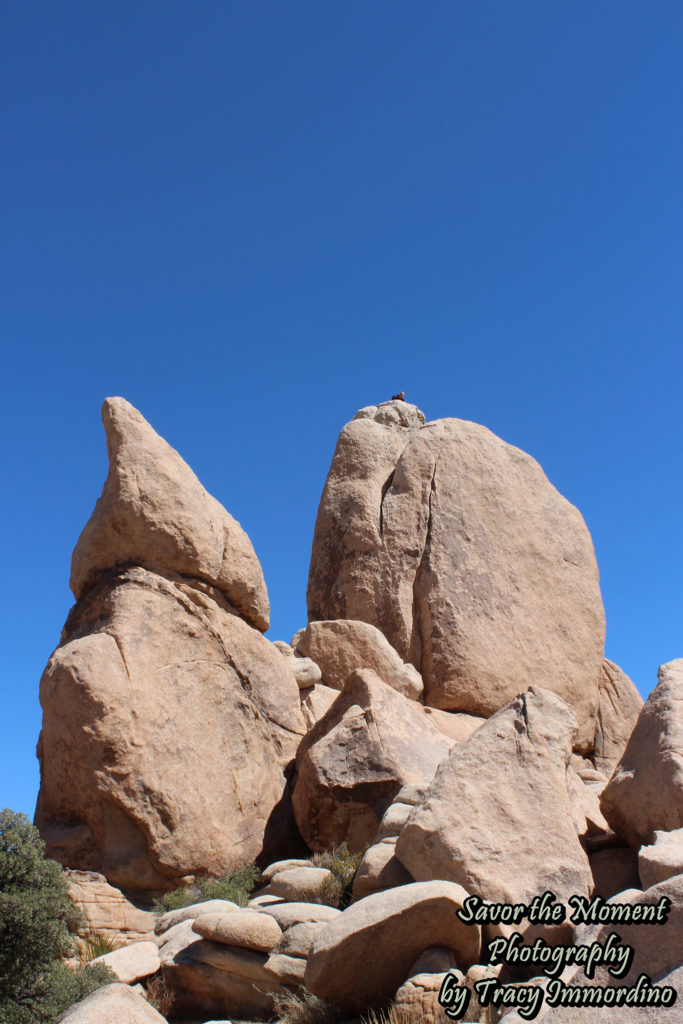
(91, 940, 160, 983)
(305, 880, 481, 1014)
(192, 910, 282, 951)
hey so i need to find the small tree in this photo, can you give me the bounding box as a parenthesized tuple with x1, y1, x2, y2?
(0, 809, 114, 1024)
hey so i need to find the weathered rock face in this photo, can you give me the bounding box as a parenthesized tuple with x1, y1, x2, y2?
(294, 618, 423, 699)
(66, 870, 155, 948)
(600, 659, 683, 847)
(395, 688, 593, 909)
(71, 397, 269, 631)
(304, 881, 481, 1014)
(593, 658, 643, 776)
(307, 403, 605, 750)
(291, 668, 452, 851)
(36, 567, 304, 890)
(36, 399, 305, 890)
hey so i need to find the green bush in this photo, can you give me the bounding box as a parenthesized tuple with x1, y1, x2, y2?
(156, 862, 262, 913)
(310, 842, 367, 908)
(0, 808, 115, 1024)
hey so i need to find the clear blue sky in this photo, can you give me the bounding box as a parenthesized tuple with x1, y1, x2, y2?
(2, 2, 681, 819)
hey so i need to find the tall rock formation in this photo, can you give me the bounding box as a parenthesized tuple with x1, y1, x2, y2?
(307, 401, 606, 750)
(36, 399, 304, 891)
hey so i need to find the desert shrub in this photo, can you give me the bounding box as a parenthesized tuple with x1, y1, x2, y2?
(272, 986, 341, 1024)
(156, 862, 262, 913)
(0, 808, 115, 1023)
(310, 842, 366, 908)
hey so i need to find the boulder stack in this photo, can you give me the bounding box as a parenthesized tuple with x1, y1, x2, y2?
(36, 399, 305, 891)
(307, 401, 606, 750)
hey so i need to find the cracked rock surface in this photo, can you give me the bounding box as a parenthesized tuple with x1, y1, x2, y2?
(307, 402, 605, 750)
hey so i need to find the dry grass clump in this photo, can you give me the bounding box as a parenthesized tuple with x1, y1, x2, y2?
(272, 987, 342, 1024)
(77, 930, 120, 965)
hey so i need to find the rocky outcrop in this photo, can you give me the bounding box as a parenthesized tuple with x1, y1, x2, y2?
(71, 397, 269, 631)
(307, 403, 605, 750)
(156, 897, 341, 1019)
(293, 619, 423, 700)
(593, 658, 643, 776)
(37, 566, 304, 890)
(66, 870, 154, 947)
(305, 881, 481, 1014)
(395, 688, 593, 911)
(291, 668, 452, 851)
(600, 659, 683, 846)
(36, 400, 304, 891)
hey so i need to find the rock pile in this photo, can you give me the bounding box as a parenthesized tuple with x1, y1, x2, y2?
(33, 399, 681, 1023)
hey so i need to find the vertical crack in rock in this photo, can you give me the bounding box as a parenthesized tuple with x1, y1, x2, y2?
(412, 459, 438, 680)
(106, 630, 134, 700)
(378, 469, 396, 539)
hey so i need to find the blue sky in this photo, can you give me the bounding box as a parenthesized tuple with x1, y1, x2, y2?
(2, 2, 681, 819)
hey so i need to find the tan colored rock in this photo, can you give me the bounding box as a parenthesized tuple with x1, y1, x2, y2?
(292, 668, 452, 851)
(70, 397, 269, 631)
(192, 909, 282, 950)
(305, 880, 481, 1014)
(352, 837, 413, 901)
(307, 399, 425, 629)
(299, 683, 339, 730)
(36, 566, 304, 890)
(593, 658, 644, 775)
(159, 926, 291, 1020)
(393, 969, 456, 1024)
(155, 899, 239, 936)
(565, 768, 608, 837)
(91, 940, 160, 983)
(273, 640, 322, 688)
(158, 919, 200, 964)
(263, 866, 334, 902)
(295, 619, 423, 700)
(308, 407, 605, 751)
(275, 920, 328, 957)
(565, 876, 683, 1003)
(395, 688, 593, 909)
(639, 828, 683, 888)
(376, 802, 413, 839)
(55, 983, 167, 1023)
(188, 941, 306, 986)
(600, 659, 683, 846)
(258, 901, 342, 929)
(421, 706, 486, 745)
(260, 858, 313, 883)
(66, 870, 154, 945)
(247, 893, 285, 908)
